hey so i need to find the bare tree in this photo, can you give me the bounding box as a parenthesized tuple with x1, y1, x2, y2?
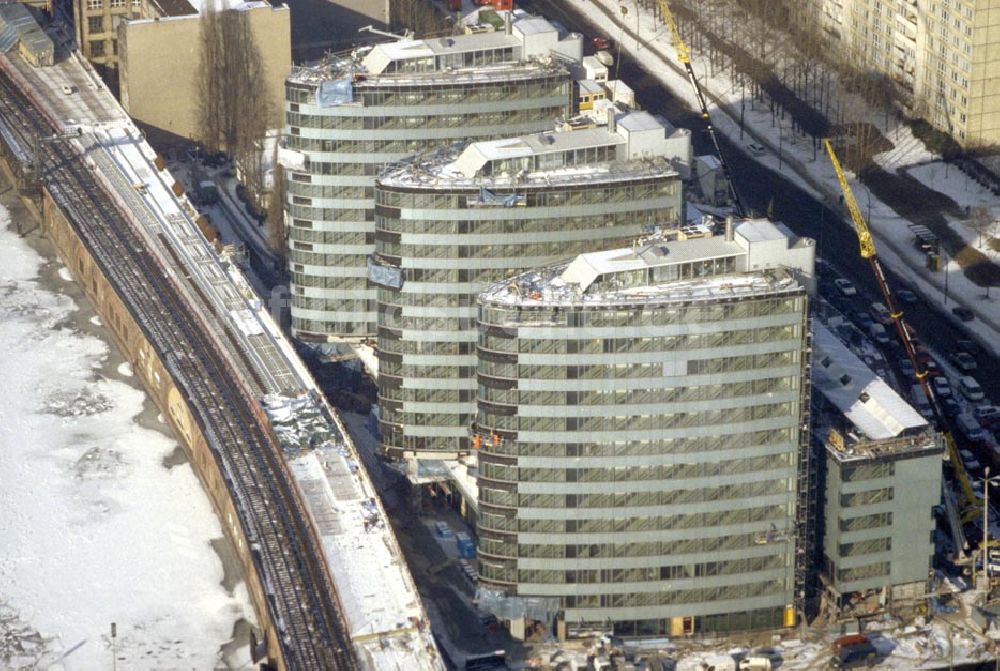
(267, 159, 288, 259)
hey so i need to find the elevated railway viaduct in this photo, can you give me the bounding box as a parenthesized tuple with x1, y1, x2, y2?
(0, 68, 359, 671)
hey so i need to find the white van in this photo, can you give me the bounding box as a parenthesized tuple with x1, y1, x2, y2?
(956, 414, 986, 443)
(870, 301, 892, 325)
(960, 376, 985, 402)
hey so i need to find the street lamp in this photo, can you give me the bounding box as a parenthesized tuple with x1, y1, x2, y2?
(982, 466, 1000, 595)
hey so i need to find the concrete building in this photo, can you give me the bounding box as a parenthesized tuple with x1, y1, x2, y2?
(279, 8, 582, 341)
(814, 0, 999, 147)
(118, 2, 290, 143)
(812, 322, 941, 619)
(371, 111, 689, 460)
(474, 219, 816, 638)
(74, 0, 195, 75)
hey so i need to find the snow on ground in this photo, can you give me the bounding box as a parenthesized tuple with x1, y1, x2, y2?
(0, 206, 253, 669)
(579, 0, 1000, 356)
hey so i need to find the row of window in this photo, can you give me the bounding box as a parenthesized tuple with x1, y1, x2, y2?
(477, 351, 800, 381)
(375, 237, 635, 261)
(375, 181, 678, 209)
(480, 296, 805, 329)
(286, 104, 564, 132)
(478, 508, 792, 537)
(510, 555, 788, 585)
(479, 453, 794, 486)
(838, 561, 890, 583)
(291, 316, 372, 336)
(478, 429, 796, 459)
(481, 477, 794, 510)
(373, 209, 673, 236)
(285, 77, 568, 108)
(478, 376, 795, 408)
(480, 325, 799, 356)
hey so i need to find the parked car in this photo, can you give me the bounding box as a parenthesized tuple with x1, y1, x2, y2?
(950, 352, 978, 373)
(973, 406, 1000, 428)
(911, 385, 933, 419)
(870, 301, 892, 325)
(959, 375, 985, 402)
(952, 306, 975, 322)
(898, 357, 916, 381)
(957, 415, 986, 444)
(869, 323, 890, 346)
(852, 311, 874, 330)
(932, 376, 952, 398)
(957, 339, 982, 357)
(960, 448, 982, 471)
(747, 142, 767, 156)
(942, 397, 962, 418)
(834, 278, 857, 296)
(896, 289, 918, 304)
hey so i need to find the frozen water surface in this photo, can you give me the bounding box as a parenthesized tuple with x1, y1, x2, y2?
(0, 204, 253, 669)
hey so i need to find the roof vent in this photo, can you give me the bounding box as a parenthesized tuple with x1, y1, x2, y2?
(858, 391, 870, 403)
(821, 356, 832, 368)
(839, 374, 852, 386)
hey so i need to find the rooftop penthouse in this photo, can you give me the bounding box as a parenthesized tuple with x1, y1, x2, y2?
(378, 109, 692, 189)
(481, 218, 816, 309)
(287, 8, 582, 87)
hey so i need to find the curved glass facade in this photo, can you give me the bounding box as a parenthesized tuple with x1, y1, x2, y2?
(284, 68, 573, 340)
(372, 173, 682, 459)
(474, 287, 811, 636)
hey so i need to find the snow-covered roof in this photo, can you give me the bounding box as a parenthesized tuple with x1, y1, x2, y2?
(617, 110, 662, 132)
(812, 322, 927, 441)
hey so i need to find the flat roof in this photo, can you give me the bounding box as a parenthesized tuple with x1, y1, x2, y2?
(813, 322, 927, 441)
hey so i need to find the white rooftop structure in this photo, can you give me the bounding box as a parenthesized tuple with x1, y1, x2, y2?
(379, 109, 690, 187)
(481, 218, 815, 308)
(813, 322, 927, 441)
(291, 8, 582, 85)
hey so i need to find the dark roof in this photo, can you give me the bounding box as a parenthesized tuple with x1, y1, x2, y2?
(149, 0, 197, 17)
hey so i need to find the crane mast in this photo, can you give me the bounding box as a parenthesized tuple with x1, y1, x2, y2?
(657, 0, 746, 217)
(823, 139, 979, 526)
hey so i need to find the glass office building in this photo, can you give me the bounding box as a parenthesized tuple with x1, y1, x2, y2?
(281, 11, 581, 340)
(474, 219, 817, 636)
(371, 112, 687, 459)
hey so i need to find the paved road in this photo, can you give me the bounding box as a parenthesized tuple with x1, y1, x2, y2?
(537, 0, 999, 406)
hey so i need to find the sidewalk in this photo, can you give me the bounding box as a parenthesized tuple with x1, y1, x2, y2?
(578, 0, 999, 358)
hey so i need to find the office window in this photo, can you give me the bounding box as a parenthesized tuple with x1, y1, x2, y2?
(87, 16, 103, 33)
(89, 39, 105, 56)
(110, 0, 125, 7)
(87, 0, 102, 9)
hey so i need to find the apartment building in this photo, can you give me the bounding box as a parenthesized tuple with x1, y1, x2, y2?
(118, 2, 289, 143)
(73, 0, 195, 74)
(279, 9, 582, 341)
(474, 219, 816, 638)
(817, 0, 999, 146)
(812, 322, 942, 618)
(371, 111, 689, 460)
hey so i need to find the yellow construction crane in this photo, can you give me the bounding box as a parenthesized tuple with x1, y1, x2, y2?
(657, 0, 746, 217)
(824, 139, 980, 525)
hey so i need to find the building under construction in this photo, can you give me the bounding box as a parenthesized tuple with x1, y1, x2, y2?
(474, 218, 817, 638)
(812, 321, 942, 621)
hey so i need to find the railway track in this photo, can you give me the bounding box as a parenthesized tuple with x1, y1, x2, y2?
(0, 74, 358, 670)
